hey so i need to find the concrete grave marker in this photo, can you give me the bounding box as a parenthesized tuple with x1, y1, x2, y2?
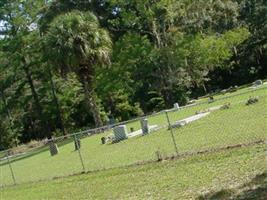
(113, 125, 128, 142)
(174, 103, 180, 109)
(140, 118, 150, 135)
(49, 142, 59, 156)
(221, 89, 227, 95)
(170, 112, 210, 129)
(253, 80, 263, 86)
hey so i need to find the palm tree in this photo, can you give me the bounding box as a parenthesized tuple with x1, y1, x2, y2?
(44, 11, 112, 127)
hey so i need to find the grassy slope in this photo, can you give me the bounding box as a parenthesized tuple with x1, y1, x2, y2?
(0, 85, 266, 186)
(1, 144, 266, 200)
(127, 84, 267, 131)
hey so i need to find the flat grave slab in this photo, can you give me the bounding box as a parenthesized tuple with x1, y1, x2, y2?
(171, 112, 210, 129)
(128, 125, 158, 138)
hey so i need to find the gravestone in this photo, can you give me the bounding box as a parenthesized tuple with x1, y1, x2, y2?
(174, 103, 180, 109)
(254, 80, 263, 86)
(140, 118, 150, 135)
(49, 142, 59, 156)
(221, 89, 227, 95)
(229, 86, 238, 93)
(188, 99, 196, 104)
(169, 120, 187, 129)
(113, 125, 128, 142)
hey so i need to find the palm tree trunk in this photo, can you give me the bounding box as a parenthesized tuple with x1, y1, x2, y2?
(82, 78, 103, 127)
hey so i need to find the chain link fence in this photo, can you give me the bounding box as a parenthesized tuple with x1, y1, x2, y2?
(1, 84, 266, 187)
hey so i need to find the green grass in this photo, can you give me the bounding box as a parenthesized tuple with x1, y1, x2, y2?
(127, 84, 267, 131)
(1, 144, 266, 200)
(0, 85, 266, 187)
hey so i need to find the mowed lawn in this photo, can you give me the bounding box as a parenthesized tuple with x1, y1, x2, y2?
(0, 85, 267, 186)
(1, 144, 266, 200)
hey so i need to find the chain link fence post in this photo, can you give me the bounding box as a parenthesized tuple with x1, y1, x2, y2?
(74, 134, 86, 172)
(165, 111, 179, 155)
(6, 151, 16, 185)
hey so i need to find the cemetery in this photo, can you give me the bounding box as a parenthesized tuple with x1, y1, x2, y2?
(104, 101, 236, 143)
(11, 82, 264, 158)
(0, 83, 266, 190)
(1, 0, 266, 198)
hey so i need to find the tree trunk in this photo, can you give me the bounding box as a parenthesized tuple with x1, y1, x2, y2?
(158, 65, 174, 108)
(82, 78, 103, 127)
(0, 89, 13, 126)
(152, 20, 162, 48)
(22, 59, 52, 138)
(48, 68, 67, 135)
(202, 83, 207, 94)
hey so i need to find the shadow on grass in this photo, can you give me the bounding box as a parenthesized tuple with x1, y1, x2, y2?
(198, 171, 267, 200)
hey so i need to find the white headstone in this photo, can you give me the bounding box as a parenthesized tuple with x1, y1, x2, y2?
(174, 103, 180, 109)
(113, 125, 128, 142)
(140, 118, 150, 135)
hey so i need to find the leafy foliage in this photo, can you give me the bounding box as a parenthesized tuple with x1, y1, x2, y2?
(0, 0, 266, 149)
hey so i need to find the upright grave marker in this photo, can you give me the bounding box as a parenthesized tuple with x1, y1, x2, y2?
(174, 103, 180, 109)
(113, 125, 128, 142)
(140, 118, 150, 135)
(49, 141, 59, 156)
